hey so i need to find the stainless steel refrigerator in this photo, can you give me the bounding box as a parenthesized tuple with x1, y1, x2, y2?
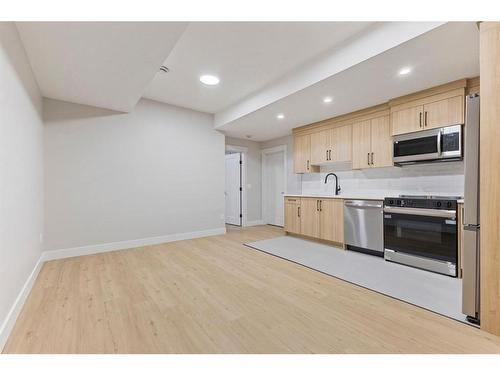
(462, 93, 480, 324)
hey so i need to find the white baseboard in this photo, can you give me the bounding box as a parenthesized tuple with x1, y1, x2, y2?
(0, 226, 226, 352)
(42, 227, 227, 261)
(245, 220, 265, 227)
(0, 256, 44, 351)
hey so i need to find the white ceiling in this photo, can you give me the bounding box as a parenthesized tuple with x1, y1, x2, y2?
(142, 22, 374, 114)
(16, 22, 188, 112)
(218, 22, 479, 141)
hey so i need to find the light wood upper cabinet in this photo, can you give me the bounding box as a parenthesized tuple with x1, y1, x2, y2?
(284, 198, 301, 234)
(391, 90, 465, 136)
(319, 199, 344, 243)
(294, 134, 319, 173)
(331, 125, 352, 162)
(370, 115, 393, 168)
(352, 115, 392, 169)
(423, 95, 464, 130)
(352, 120, 371, 169)
(299, 198, 320, 238)
(309, 125, 352, 166)
(310, 129, 330, 165)
(391, 105, 423, 135)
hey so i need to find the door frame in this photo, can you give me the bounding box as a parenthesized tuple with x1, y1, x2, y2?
(261, 145, 287, 226)
(225, 144, 248, 227)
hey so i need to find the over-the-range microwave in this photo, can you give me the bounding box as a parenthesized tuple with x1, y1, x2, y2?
(393, 124, 462, 165)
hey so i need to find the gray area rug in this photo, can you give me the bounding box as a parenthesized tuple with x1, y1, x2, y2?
(246, 235, 468, 323)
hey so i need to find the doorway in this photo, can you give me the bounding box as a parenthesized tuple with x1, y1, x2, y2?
(262, 145, 287, 227)
(225, 152, 242, 226)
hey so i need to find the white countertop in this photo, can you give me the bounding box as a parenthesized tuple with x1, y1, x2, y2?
(285, 193, 464, 204)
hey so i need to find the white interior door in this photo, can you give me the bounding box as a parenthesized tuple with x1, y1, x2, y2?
(263, 150, 285, 226)
(225, 153, 241, 225)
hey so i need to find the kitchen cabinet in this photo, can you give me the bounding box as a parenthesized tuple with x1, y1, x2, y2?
(319, 199, 344, 243)
(310, 125, 352, 165)
(391, 105, 423, 135)
(423, 95, 464, 130)
(352, 120, 371, 169)
(310, 129, 331, 164)
(352, 115, 392, 169)
(284, 197, 301, 234)
(299, 198, 320, 238)
(285, 197, 344, 245)
(331, 125, 352, 162)
(294, 134, 319, 173)
(391, 91, 464, 136)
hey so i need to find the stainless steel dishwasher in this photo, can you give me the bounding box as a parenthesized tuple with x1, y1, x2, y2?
(344, 200, 384, 256)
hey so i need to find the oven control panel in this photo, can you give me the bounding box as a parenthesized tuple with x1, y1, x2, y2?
(384, 197, 457, 210)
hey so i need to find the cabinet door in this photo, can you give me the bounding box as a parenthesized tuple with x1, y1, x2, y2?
(352, 120, 371, 169)
(370, 115, 393, 168)
(284, 202, 301, 234)
(319, 199, 344, 243)
(423, 95, 464, 130)
(391, 105, 423, 135)
(300, 198, 320, 238)
(331, 125, 352, 162)
(310, 130, 330, 165)
(294, 135, 311, 173)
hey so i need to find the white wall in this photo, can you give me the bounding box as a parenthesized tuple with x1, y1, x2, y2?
(43, 98, 225, 251)
(302, 162, 465, 197)
(260, 135, 301, 195)
(225, 137, 262, 223)
(0, 23, 44, 341)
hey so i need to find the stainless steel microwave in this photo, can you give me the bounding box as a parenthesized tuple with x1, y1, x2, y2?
(393, 125, 462, 165)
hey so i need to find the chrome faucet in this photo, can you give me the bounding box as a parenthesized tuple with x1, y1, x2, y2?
(325, 173, 341, 195)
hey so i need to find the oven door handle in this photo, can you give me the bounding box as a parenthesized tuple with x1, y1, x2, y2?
(383, 206, 456, 219)
(437, 129, 442, 156)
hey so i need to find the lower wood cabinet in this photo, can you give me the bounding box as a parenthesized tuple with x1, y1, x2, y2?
(284, 198, 301, 234)
(319, 198, 344, 243)
(284, 197, 344, 245)
(299, 198, 320, 238)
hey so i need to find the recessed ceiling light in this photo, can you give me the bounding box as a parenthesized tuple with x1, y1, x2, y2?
(199, 74, 220, 85)
(399, 67, 412, 76)
(323, 96, 333, 103)
(277, 113, 285, 119)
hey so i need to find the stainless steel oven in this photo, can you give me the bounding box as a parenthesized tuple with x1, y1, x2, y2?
(383, 196, 459, 277)
(393, 125, 462, 165)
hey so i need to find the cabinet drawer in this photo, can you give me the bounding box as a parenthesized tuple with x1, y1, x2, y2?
(285, 197, 301, 204)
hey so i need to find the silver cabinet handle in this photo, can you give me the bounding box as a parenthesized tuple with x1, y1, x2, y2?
(319, 200, 322, 211)
(326, 150, 328, 161)
(298, 206, 301, 218)
(307, 160, 310, 171)
(367, 152, 370, 165)
(419, 112, 422, 128)
(316, 200, 319, 211)
(371, 152, 374, 166)
(329, 149, 332, 160)
(424, 111, 428, 127)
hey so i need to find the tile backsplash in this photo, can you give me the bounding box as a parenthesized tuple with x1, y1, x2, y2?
(301, 161, 465, 197)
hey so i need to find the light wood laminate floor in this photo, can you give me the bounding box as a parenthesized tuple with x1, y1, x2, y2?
(4, 225, 500, 353)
